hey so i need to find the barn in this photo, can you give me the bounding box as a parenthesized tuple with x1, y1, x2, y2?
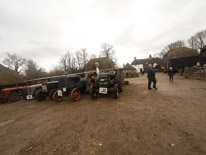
(0, 64, 24, 86)
(84, 57, 115, 76)
(163, 47, 199, 72)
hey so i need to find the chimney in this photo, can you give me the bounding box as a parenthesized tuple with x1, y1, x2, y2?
(134, 57, 136, 60)
(149, 55, 152, 59)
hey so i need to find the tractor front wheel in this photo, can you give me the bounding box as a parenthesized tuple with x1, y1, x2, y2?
(49, 89, 57, 100)
(22, 91, 28, 100)
(114, 84, 119, 99)
(53, 90, 64, 102)
(71, 88, 81, 101)
(9, 92, 21, 102)
(35, 89, 47, 102)
(90, 86, 97, 99)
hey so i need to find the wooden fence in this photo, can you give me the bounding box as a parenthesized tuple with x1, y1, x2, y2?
(184, 67, 206, 79)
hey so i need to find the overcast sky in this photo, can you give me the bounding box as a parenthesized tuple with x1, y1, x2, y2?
(0, 0, 206, 71)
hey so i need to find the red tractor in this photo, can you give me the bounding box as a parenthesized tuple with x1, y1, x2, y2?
(0, 86, 27, 104)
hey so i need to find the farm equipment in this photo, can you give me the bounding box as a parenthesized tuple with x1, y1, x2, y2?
(89, 62, 122, 99)
(37, 81, 59, 101)
(24, 76, 60, 101)
(52, 75, 86, 102)
(24, 84, 44, 101)
(0, 86, 27, 103)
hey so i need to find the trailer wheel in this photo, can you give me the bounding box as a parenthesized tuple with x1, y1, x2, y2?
(114, 84, 119, 99)
(90, 86, 97, 99)
(71, 88, 81, 101)
(49, 89, 56, 100)
(35, 89, 46, 102)
(53, 90, 64, 102)
(9, 92, 21, 102)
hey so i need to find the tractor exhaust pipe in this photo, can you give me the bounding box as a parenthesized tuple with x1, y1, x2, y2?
(95, 62, 100, 77)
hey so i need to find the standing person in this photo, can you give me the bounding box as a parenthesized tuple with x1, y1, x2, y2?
(147, 64, 157, 90)
(168, 67, 174, 82)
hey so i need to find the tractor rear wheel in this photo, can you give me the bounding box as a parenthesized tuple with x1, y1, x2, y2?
(114, 84, 119, 99)
(0, 98, 8, 104)
(49, 89, 56, 100)
(90, 86, 97, 99)
(35, 89, 47, 101)
(9, 92, 21, 102)
(53, 90, 64, 102)
(71, 88, 81, 101)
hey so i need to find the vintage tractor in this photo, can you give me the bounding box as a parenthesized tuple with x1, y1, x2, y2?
(52, 75, 86, 102)
(24, 84, 45, 101)
(24, 76, 60, 101)
(35, 81, 59, 101)
(90, 62, 122, 99)
(0, 86, 27, 104)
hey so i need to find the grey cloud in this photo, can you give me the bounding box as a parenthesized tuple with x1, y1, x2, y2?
(0, 0, 206, 69)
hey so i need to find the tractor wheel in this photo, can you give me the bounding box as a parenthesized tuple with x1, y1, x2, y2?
(71, 88, 81, 101)
(35, 89, 47, 102)
(115, 73, 122, 92)
(53, 90, 64, 102)
(8, 92, 21, 102)
(23, 91, 28, 100)
(118, 81, 122, 92)
(49, 89, 56, 100)
(0, 98, 8, 104)
(114, 84, 119, 99)
(90, 86, 97, 99)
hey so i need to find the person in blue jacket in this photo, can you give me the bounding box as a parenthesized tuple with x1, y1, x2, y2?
(147, 64, 157, 90)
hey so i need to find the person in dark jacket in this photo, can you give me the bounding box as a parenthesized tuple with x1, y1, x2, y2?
(147, 64, 157, 90)
(168, 67, 174, 82)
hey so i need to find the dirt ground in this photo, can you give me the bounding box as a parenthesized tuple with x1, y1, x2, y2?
(0, 73, 206, 155)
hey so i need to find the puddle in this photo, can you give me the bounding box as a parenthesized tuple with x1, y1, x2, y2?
(0, 120, 15, 127)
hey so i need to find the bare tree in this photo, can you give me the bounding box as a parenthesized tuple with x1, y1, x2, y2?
(59, 51, 80, 74)
(74, 48, 89, 70)
(100, 43, 115, 58)
(159, 40, 186, 58)
(59, 51, 74, 74)
(3, 53, 26, 74)
(100, 43, 117, 65)
(81, 48, 88, 68)
(167, 40, 186, 49)
(25, 59, 47, 78)
(48, 66, 65, 76)
(188, 29, 206, 50)
(71, 54, 77, 72)
(75, 50, 82, 70)
(59, 53, 68, 73)
(188, 36, 197, 49)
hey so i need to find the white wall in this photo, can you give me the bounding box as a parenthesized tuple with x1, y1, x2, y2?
(132, 64, 144, 72)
